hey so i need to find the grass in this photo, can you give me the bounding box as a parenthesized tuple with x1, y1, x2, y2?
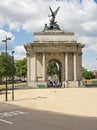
(83, 79, 97, 85)
(0, 82, 26, 90)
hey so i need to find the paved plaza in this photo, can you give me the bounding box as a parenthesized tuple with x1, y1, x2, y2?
(0, 88, 97, 117)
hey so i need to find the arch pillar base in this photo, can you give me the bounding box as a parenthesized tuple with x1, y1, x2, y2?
(27, 81, 47, 88)
(63, 80, 84, 88)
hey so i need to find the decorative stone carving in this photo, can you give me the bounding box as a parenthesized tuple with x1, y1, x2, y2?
(43, 6, 60, 31)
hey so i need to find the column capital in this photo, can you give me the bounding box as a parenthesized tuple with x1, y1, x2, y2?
(26, 53, 30, 57)
(78, 52, 83, 56)
(64, 52, 68, 54)
(73, 52, 78, 54)
(27, 53, 35, 57)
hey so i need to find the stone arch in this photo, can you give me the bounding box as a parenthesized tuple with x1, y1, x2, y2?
(24, 30, 84, 88)
(46, 58, 62, 82)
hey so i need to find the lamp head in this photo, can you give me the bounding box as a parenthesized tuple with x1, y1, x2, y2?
(2, 40, 6, 42)
(2, 37, 11, 42)
(7, 37, 11, 40)
(12, 51, 15, 54)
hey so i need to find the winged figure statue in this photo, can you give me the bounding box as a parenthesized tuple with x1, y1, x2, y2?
(43, 6, 60, 31)
(49, 6, 60, 23)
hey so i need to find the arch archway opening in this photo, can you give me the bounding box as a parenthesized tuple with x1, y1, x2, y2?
(47, 59, 62, 88)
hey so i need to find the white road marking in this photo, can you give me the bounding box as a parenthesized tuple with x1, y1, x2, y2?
(0, 111, 29, 118)
(0, 110, 29, 125)
(0, 119, 13, 125)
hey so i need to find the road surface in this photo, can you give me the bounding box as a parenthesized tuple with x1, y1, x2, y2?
(0, 102, 97, 130)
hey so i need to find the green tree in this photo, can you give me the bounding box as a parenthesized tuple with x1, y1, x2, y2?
(82, 67, 95, 79)
(0, 52, 12, 83)
(47, 60, 59, 76)
(15, 58, 27, 78)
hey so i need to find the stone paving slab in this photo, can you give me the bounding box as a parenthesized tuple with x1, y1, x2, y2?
(0, 88, 97, 117)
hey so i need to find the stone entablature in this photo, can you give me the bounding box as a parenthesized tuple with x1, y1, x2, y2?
(25, 42, 84, 53)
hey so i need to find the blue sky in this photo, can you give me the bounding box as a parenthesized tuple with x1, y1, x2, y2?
(0, 0, 97, 70)
(94, 0, 97, 2)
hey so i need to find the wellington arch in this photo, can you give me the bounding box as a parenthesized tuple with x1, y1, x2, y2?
(24, 7, 85, 88)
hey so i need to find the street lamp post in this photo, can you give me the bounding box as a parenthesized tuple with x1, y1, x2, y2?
(12, 51, 14, 101)
(2, 36, 11, 101)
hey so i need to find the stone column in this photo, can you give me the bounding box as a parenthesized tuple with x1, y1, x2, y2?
(65, 52, 68, 87)
(78, 52, 82, 80)
(43, 52, 46, 81)
(34, 53, 37, 81)
(30, 56, 33, 81)
(27, 54, 31, 81)
(63, 52, 65, 81)
(74, 52, 77, 81)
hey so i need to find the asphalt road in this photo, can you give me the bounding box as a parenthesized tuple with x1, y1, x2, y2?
(0, 102, 97, 130)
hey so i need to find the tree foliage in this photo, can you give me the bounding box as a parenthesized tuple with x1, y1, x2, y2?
(0, 52, 12, 76)
(82, 67, 95, 79)
(47, 60, 59, 76)
(0, 52, 12, 82)
(15, 58, 27, 78)
(0, 52, 27, 83)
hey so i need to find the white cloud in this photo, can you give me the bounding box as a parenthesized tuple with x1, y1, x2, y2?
(0, 0, 97, 34)
(14, 45, 26, 60)
(0, 30, 15, 51)
(82, 21, 97, 32)
(80, 36, 97, 52)
(0, 0, 97, 70)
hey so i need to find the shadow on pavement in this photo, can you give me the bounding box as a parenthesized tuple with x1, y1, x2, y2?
(0, 102, 97, 130)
